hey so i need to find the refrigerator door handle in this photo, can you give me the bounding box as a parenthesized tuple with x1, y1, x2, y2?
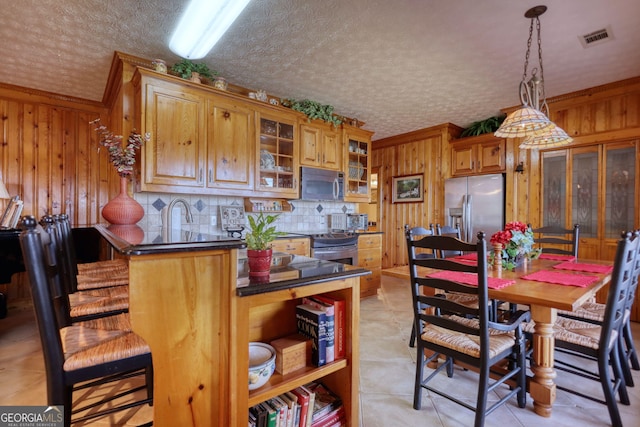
(466, 194, 473, 241)
(461, 195, 467, 241)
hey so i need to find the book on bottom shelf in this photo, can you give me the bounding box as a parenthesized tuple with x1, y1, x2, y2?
(304, 381, 343, 426)
(290, 386, 311, 427)
(296, 304, 327, 366)
(302, 296, 335, 363)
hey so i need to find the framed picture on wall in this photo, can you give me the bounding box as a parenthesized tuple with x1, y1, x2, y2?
(392, 174, 423, 203)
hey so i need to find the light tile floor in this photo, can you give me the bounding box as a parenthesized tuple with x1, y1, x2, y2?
(1, 273, 639, 426)
(359, 273, 640, 427)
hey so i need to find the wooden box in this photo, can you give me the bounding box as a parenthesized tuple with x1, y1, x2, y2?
(270, 334, 310, 375)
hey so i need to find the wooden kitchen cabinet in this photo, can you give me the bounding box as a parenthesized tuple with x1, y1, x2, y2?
(300, 121, 342, 170)
(257, 110, 300, 198)
(133, 68, 257, 196)
(135, 70, 206, 191)
(344, 126, 374, 203)
(358, 233, 382, 298)
(451, 134, 505, 176)
(271, 237, 310, 256)
(206, 95, 255, 192)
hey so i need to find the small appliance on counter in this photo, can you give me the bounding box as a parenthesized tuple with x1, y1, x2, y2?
(330, 213, 368, 232)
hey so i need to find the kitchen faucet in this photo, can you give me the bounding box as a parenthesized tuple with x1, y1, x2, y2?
(165, 198, 193, 229)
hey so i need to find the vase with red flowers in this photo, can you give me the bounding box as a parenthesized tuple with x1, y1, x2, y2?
(91, 119, 150, 225)
(489, 221, 541, 270)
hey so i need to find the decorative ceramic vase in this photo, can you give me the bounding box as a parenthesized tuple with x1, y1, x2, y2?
(101, 177, 144, 225)
(247, 248, 273, 277)
(152, 59, 167, 73)
(213, 76, 228, 90)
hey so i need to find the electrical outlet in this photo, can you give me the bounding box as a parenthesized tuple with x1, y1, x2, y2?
(210, 214, 217, 226)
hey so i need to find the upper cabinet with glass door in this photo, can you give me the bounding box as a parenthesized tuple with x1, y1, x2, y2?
(343, 126, 374, 202)
(256, 109, 299, 198)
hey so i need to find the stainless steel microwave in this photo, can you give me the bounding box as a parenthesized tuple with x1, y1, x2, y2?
(300, 167, 344, 201)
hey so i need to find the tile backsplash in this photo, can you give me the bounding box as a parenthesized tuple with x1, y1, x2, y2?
(133, 192, 357, 236)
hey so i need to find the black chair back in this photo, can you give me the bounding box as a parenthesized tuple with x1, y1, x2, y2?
(406, 230, 491, 351)
(531, 224, 580, 257)
(435, 223, 463, 258)
(19, 216, 69, 400)
(404, 224, 436, 259)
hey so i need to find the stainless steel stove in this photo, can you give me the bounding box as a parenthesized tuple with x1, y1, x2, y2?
(307, 232, 358, 265)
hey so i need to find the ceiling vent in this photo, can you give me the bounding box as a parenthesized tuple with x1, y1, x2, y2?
(579, 26, 613, 48)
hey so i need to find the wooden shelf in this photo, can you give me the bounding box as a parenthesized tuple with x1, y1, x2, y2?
(244, 198, 292, 213)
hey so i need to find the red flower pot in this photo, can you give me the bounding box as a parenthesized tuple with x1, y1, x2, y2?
(247, 249, 273, 277)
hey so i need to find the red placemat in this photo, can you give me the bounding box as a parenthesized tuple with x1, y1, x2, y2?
(552, 261, 613, 274)
(450, 253, 479, 265)
(427, 270, 515, 289)
(520, 270, 599, 287)
(538, 254, 576, 262)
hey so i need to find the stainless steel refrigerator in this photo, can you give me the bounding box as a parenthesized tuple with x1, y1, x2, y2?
(444, 174, 505, 243)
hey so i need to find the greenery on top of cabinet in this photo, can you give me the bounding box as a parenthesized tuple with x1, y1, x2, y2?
(170, 59, 218, 80)
(281, 98, 343, 127)
(459, 115, 505, 138)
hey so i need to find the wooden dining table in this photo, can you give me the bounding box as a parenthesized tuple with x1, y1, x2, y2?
(405, 256, 614, 418)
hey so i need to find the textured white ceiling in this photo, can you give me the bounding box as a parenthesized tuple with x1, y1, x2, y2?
(1, 0, 639, 140)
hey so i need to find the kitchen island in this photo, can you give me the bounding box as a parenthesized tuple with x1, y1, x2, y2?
(95, 224, 368, 427)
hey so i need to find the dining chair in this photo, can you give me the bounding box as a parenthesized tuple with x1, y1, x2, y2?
(525, 230, 639, 427)
(39, 215, 129, 323)
(19, 216, 153, 426)
(531, 224, 580, 257)
(406, 230, 530, 427)
(435, 223, 463, 258)
(556, 229, 640, 387)
(405, 224, 436, 347)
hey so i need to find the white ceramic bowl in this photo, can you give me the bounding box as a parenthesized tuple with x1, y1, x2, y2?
(248, 342, 276, 390)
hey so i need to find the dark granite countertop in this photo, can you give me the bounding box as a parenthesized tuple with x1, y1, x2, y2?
(95, 224, 245, 256)
(237, 252, 370, 296)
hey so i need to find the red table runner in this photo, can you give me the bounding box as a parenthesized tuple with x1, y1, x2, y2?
(553, 261, 613, 274)
(427, 270, 515, 289)
(521, 270, 599, 287)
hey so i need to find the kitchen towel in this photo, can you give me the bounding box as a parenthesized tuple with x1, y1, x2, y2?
(427, 270, 515, 289)
(521, 270, 599, 287)
(552, 261, 613, 274)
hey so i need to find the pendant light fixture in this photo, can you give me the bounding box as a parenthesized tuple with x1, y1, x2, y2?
(494, 5, 572, 149)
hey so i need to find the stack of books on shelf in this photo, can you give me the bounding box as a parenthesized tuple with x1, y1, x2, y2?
(295, 295, 345, 367)
(248, 381, 345, 427)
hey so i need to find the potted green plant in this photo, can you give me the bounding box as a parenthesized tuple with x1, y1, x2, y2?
(170, 58, 217, 82)
(281, 98, 343, 127)
(245, 212, 285, 276)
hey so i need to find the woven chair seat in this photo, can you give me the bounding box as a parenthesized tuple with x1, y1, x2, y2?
(77, 259, 129, 275)
(69, 296, 129, 318)
(69, 286, 128, 304)
(558, 301, 604, 322)
(76, 271, 129, 290)
(523, 317, 618, 351)
(61, 326, 150, 371)
(421, 315, 516, 359)
(441, 291, 480, 309)
(78, 313, 132, 331)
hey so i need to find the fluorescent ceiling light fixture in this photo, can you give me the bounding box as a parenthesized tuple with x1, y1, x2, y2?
(169, 0, 252, 59)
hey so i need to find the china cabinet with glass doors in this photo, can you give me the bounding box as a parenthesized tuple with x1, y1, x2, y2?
(343, 127, 374, 202)
(256, 110, 299, 198)
(540, 140, 638, 315)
